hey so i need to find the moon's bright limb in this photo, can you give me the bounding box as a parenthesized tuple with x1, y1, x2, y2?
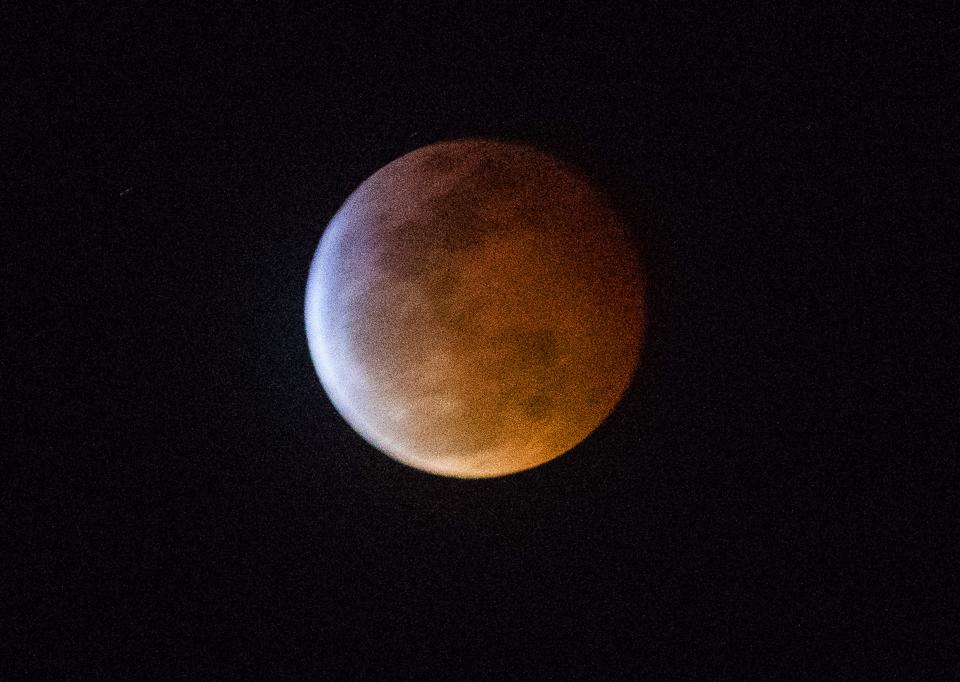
(305, 139, 644, 478)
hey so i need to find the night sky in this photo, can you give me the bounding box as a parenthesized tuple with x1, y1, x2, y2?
(7, 3, 952, 678)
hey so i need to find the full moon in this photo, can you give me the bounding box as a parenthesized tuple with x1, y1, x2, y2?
(305, 139, 645, 478)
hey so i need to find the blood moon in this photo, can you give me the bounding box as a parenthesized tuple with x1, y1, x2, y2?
(305, 139, 644, 478)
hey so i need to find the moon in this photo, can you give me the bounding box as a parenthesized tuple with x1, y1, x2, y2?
(305, 139, 645, 478)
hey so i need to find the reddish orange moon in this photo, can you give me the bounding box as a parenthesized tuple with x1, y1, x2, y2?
(305, 139, 645, 478)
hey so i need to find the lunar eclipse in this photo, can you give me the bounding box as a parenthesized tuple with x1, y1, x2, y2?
(305, 139, 645, 477)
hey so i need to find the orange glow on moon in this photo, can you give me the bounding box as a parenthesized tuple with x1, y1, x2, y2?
(305, 139, 645, 478)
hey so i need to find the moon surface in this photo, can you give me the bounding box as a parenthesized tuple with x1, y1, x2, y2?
(305, 139, 644, 478)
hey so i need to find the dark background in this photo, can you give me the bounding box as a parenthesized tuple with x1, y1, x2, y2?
(5, 3, 953, 678)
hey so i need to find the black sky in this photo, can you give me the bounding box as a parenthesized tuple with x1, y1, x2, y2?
(5, 3, 953, 678)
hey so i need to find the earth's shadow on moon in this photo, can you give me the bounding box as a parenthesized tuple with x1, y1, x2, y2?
(310, 132, 693, 531)
(307, 138, 654, 480)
